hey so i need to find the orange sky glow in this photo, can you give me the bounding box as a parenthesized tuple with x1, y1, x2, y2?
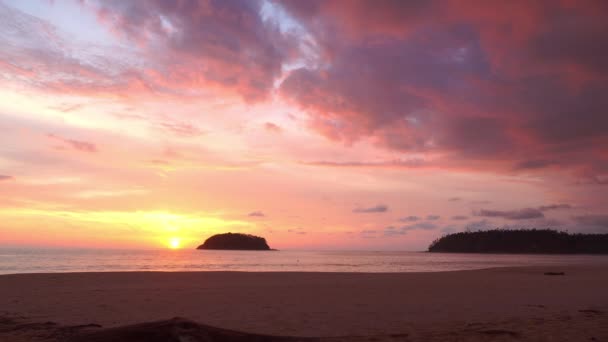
(1, 1, 607, 250)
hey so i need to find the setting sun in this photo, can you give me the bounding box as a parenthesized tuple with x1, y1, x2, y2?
(0, 1, 607, 341)
(168, 238, 181, 250)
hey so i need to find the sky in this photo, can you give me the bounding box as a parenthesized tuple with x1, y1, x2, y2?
(0, 0, 607, 250)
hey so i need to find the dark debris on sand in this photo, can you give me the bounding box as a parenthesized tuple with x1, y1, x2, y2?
(68, 317, 317, 342)
(2, 314, 607, 341)
(1, 316, 411, 342)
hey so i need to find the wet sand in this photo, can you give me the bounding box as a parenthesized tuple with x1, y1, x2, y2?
(1, 265, 607, 341)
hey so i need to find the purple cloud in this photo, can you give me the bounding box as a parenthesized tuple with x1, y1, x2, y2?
(538, 204, 572, 211)
(264, 122, 282, 133)
(248, 211, 265, 217)
(399, 216, 420, 222)
(48, 134, 97, 153)
(474, 208, 544, 220)
(277, 0, 608, 182)
(353, 204, 388, 213)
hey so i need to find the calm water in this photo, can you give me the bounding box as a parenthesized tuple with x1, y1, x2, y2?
(2, 249, 608, 274)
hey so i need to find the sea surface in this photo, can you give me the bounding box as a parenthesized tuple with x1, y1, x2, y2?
(2, 248, 608, 274)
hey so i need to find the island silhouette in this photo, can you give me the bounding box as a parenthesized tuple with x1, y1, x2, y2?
(428, 229, 608, 254)
(197, 233, 271, 250)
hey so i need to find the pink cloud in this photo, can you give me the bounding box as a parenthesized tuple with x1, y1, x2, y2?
(264, 122, 282, 133)
(277, 0, 608, 183)
(0, 1, 301, 103)
(158, 121, 204, 137)
(48, 134, 97, 153)
(89, 0, 298, 102)
(1, 0, 606, 186)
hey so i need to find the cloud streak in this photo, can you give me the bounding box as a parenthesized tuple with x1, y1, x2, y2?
(400, 216, 420, 222)
(353, 204, 388, 213)
(264, 122, 282, 133)
(48, 134, 97, 153)
(474, 204, 572, 220)
(248, 211, 265, 217)
(474, 208, 544, 220)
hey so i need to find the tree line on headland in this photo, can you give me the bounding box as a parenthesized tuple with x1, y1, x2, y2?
(197, 232, 271, 250)
(428, 229, 608, 254)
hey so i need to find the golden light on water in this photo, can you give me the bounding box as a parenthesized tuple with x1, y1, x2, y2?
(168, 237, 181, 249)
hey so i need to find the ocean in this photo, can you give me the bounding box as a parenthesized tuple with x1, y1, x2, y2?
(2, 248, 608, 274)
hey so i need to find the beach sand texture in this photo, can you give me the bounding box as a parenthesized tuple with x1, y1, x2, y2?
(1, 265, 607, 341)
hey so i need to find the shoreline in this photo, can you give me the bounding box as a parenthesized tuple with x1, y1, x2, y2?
(2, 265, 607, 340)
(1, 262, 605, 276)
(3, 259, 608, 276)
(4, 249, 608, 275)
(0, 264, 598, 276)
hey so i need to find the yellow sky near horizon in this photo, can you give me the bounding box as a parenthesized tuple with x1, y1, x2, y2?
(1, 0, 606, 250)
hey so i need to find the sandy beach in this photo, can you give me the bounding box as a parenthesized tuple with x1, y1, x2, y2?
(1, 265, 607, 341)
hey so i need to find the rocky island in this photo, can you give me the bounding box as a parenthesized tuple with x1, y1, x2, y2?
(428, 229, 608, 254)
(196, 233, 271, 250)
